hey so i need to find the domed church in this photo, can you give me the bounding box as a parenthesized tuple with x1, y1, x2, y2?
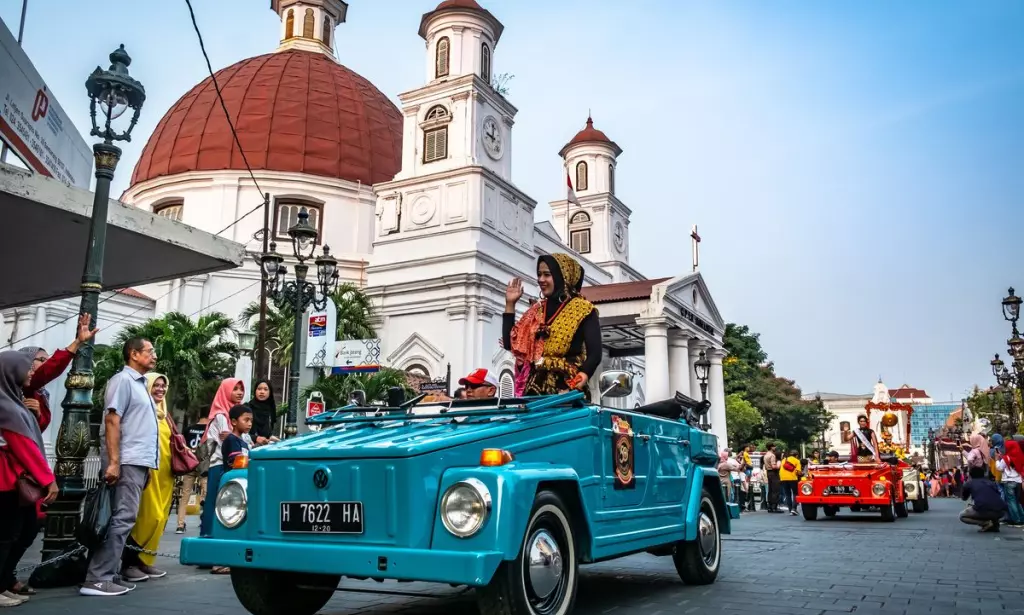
(121, 0, 730, 439)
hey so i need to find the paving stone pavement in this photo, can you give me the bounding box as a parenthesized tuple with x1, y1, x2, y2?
(14, 497, 1024, 615)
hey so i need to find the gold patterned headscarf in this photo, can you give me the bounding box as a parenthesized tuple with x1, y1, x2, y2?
(539, 253, 585, 306)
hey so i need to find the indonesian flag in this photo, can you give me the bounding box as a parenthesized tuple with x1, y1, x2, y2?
(566, 173, 579, 205)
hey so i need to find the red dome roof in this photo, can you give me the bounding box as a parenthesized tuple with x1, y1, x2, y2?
(558, 116, 622, 158)
(130, 50, 403, 188)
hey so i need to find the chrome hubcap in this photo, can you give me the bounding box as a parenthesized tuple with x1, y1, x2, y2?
(698, 511, 717, 566)
(527, 530, 563, 600)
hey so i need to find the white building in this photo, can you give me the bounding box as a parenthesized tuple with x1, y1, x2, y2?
(5, 0, 730, 445)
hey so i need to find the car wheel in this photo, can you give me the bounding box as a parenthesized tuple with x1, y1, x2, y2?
(823, 505, 838, 518)
(912, 498, 926, 513)
(923, 492, 929, 511)
(895, 495, 909, 518)
(801, 504, 819, 521)
(671, 490, 721, 585)
(477, 490, 578, 615)
(231, 569, 339, 615)
(880, 494, 895, 522)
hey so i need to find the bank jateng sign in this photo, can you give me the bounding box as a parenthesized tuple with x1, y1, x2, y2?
(0, 17, 90, 189)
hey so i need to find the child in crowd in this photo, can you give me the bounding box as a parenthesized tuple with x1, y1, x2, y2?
(222, 405, 253, 470)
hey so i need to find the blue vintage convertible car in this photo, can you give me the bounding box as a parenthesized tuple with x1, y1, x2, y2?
(180, 371, 739, 615)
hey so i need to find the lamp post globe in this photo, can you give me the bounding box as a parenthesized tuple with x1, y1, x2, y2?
(693, 350, 712, 431)
(992, 353, 1005, 378)
(44, 45, 145, 561)
(1008, 332, 1024, 362)
(287, 208, 318, 260)
(1003, 287, 1021, 328)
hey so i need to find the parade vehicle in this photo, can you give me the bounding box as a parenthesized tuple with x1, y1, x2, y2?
(898, 459, 928, 513)
(797, 456, 908, 522)
(180, 371, 740, 615)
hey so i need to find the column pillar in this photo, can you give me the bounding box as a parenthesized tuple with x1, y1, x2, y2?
(708, 348, 728, 446)
(688, 339, 704, 403)
(638, 317, 670, 403)
(668, 331, 691, 399)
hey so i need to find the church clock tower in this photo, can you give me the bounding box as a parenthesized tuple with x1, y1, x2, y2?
(551, 117, 641, 282)
(366, 0, 536, 388)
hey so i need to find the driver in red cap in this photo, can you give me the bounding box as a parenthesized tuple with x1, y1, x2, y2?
(458, 369, 499, 399)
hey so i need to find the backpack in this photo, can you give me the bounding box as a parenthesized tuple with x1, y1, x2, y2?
(194, 422, 218, 477)
(783, 459, 796, 473)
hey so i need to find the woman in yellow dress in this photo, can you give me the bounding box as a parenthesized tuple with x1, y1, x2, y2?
(122, 373, 174, 581)
(503, 253, 602, 399)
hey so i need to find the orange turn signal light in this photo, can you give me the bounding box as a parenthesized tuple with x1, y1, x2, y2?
(232, 455, 250, 470)
(480, 449, 514, 467)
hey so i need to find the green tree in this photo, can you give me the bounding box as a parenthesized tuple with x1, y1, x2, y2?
(725, 393, 762, 447)
(91, 312, 239, 427)
(302, 368, 414, 409)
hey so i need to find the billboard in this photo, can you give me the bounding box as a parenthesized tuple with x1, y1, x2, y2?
(0, 17, 91, 188)
(304, 297, 336, 368)
(332, 339, 381, 374)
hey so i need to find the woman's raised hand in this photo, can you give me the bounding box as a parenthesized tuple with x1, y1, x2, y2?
(505, 278, 524, 311)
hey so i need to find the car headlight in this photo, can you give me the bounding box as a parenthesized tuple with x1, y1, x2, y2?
(872, 482, 886, 497)
(440, 478, 491, 538)
(216, 478, 248, 529)
(905, 483, 917, 494)
(800, 482, 813, 496)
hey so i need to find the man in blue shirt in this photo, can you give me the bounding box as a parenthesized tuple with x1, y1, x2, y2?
(959, 465, 1007, 533)
(80, 338, 159, 598)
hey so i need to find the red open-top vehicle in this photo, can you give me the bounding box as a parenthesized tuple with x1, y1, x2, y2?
(796, 460, 907, 522)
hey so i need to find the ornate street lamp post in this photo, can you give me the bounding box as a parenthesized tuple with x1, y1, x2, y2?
(43, 45, 145, 560)
(693, 350, 712, 432)
(926, 427, 936, 470)
(261, 208, 338, 436)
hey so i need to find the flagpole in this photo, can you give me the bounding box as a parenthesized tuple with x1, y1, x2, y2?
(0, 0, 29, 165)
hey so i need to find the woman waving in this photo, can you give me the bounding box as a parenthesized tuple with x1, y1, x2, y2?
(503, 253, 602, 399)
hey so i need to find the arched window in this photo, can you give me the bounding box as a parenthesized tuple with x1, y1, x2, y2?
(569, 211, 590, 225)
(422, 105, 450, 163)
(322, 16, 331, 46)
(435, 37, 451, 78)
(303, 8, 315, 38)
(499, 371, 514, 398)
(568, 208, 591, 254)
(575, 161, 589, 191)
(285, 9, 295, 39)
(481, 43, 491, 82)
(609, 164, 615, 195)
(153, 200, 183, 222)
(274, 200, 322, 241)
(406, 364, 430, 379)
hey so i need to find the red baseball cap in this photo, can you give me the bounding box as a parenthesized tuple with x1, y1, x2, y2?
(459, 368, 499, 388)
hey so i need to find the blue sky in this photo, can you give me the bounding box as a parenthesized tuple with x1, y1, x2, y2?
(3, 0, 1022, 401)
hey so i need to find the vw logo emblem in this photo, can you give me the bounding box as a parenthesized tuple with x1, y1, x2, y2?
(313, 468, 330, 489)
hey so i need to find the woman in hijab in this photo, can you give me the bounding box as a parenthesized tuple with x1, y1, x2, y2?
(503, 253, 602, 399)
(0, 351, 57, 607)
(246, 379, 278, 445)
(966, 433, 990, 471)
(122, 374, 175, 581)
(199, 379, 244, 546)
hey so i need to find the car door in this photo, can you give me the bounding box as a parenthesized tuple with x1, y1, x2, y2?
(647, 417, 689, 505)
(600, 410, 653, 508)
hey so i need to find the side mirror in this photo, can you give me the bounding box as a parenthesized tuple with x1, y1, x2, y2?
(348, 389, 367, 407)
(598, 370, 633, 400)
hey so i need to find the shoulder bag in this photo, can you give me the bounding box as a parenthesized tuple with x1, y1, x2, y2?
(166, 415, 200, 476)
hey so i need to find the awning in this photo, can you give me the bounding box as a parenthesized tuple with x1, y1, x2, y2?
(0, 163, 245, 310)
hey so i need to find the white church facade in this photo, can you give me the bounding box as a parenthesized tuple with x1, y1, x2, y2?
(2, 0, 730, 446)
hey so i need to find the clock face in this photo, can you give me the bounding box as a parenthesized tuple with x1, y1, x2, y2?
(482, 116, 503, 160)
(613, 222, 625, 251)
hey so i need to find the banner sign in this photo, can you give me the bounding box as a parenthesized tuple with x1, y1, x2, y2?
(305, 298, 336, 368)
(0, 18, 90, 188)
(332, 338, 381, 374)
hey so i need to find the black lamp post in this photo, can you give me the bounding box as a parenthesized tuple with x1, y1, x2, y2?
(43, 45, 145, 561)
(693, 350, 711, 431)
(927, 427, 936, 470)
(261, 208, 338, 436)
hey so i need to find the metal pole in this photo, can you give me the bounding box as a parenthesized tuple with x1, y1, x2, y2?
(286, 264, 308, 437)
(42, 142, 120, 560)
(257, 192, 270, 381)
(0, 0, 29, 165)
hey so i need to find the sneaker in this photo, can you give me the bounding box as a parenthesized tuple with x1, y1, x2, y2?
(120, 567, 149, 583)
(79, 581, 131, 597)
(790, 510, 798, 516)
(1, 591, 27, 605)
(175, 525, 186, 534)
(112, 576, 137, 592)
(138, 565, 167, 579)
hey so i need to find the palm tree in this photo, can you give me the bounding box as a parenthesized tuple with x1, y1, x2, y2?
(239, 301, 296, 368)
(303, 368, 414, 409)
(92, 312, 239, 426)
(332, 284, 376, 340)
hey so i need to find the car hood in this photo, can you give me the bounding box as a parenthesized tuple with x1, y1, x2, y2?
(252, 408, 588, 460)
